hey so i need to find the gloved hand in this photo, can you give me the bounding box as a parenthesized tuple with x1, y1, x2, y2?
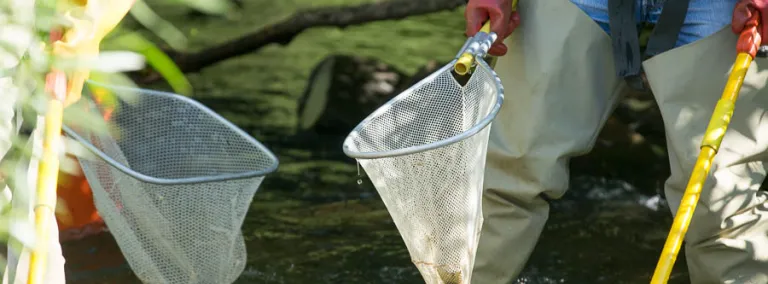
(465, 0, 520, 56)
(732, 0, 768, 56)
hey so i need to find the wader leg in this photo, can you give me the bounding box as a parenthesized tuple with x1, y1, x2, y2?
(472, 0, 622, 282)
(644, 28, 768, 284)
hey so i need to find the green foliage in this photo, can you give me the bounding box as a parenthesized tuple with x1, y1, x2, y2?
(108, 32, 193, 95)
(0, 0, 230, 275)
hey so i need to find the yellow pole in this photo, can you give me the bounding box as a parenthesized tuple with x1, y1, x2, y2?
(650, 13, 761, 284)
(455, 21, 492, 75)
(454, 0, 517, 75)
(27, 32, 67, 284)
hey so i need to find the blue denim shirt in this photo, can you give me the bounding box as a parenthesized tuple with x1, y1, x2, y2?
(570, 0, 739, 51)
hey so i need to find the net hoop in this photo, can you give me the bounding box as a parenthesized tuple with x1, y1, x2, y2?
(342, 58, 504, 159)
(62, 81, 279, 185)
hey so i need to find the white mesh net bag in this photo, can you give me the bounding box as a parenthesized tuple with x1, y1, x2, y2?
(62, 82, 279, 284)
(342, 28, 503, 284)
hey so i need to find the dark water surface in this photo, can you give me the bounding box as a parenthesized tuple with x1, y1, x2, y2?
(64, 175, 689, 284)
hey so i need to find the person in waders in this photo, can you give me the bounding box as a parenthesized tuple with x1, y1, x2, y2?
(466, 0, 768, 283)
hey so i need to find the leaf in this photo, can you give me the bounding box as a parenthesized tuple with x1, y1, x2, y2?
(53, 51, 147, 73)
(108, 32, 192, 96)
(168, 0, 234, 15)
(128, 0, 188, 51)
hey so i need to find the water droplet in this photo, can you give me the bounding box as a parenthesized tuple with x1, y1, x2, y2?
(356, 161, 361, 176)
(356, 161, 363, 186)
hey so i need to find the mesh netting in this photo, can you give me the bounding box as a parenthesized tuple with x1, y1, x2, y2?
(343, 61, 501, 284)
(63, 84, 278, 284)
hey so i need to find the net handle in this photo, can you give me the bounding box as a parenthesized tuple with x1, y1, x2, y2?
(454, 20, 494, 75)
(454, 0, 518, 74)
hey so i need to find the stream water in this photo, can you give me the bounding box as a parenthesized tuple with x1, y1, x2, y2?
(63, 174, 690, 284)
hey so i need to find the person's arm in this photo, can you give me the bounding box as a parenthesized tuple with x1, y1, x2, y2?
(465, 0, 520, 56)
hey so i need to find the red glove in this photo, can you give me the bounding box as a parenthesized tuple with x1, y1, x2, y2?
(465, 0, 520, 56)
(732, 0, 767, 56)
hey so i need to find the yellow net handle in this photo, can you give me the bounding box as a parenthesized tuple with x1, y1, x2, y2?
(454, 0, 518, 75)
(454, 21, 491, 75)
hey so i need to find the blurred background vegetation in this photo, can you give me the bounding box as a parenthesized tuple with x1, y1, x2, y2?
(1, 0, 697, 283)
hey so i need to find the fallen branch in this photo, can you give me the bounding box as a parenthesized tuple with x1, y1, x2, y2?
(171, 0, 467, 73)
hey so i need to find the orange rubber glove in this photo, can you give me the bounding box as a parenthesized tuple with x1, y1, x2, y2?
(733, 0, 768, 57)
(52, 0, 136, 106)
(465, 0, 520, 56)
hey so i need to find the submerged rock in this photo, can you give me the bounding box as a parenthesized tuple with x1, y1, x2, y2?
(296, 54, 408, 137)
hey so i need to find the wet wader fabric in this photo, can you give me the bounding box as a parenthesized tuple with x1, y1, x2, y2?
(472, 0, 768, 283)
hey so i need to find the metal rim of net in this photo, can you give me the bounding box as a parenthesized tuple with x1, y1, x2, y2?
(341, 57, 504, 159)
(61, 81, 280, 185)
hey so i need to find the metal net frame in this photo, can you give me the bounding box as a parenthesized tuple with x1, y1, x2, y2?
(61, 81, 279, 284)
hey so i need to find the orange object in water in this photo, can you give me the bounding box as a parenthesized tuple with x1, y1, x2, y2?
(56, 155, 108, 243)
